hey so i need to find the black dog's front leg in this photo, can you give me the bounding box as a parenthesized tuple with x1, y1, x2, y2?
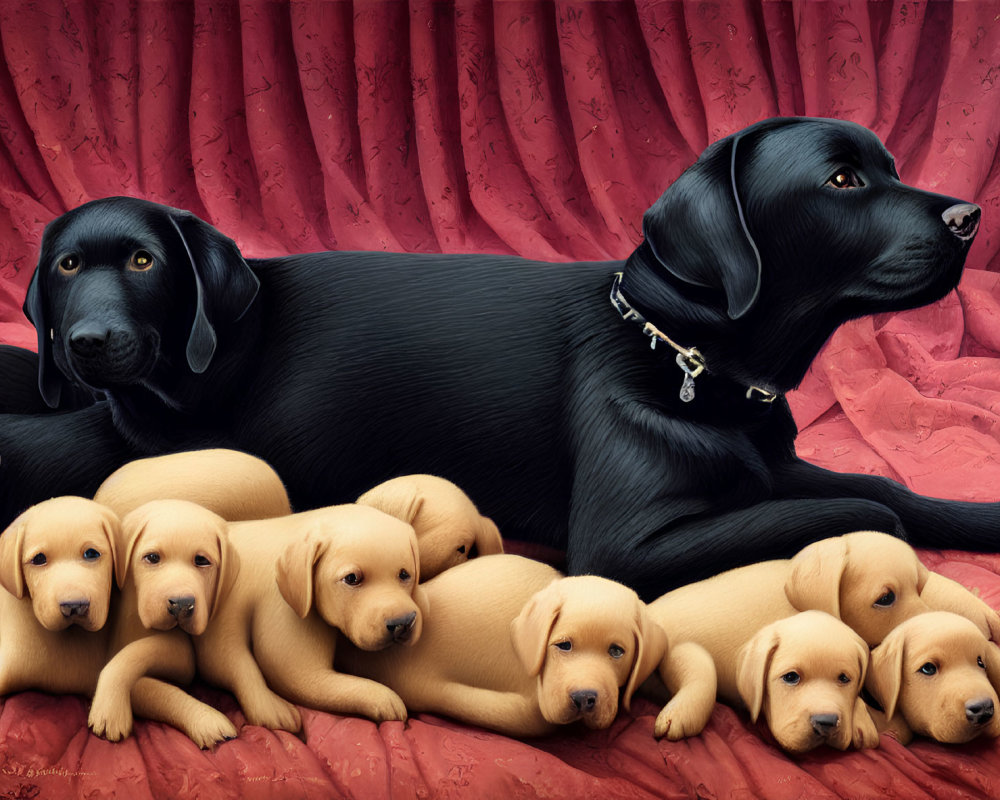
(568, 495, 905, 601)
(774, 457, 1000, 552)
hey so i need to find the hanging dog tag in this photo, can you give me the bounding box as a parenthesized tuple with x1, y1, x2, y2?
(676, 352, 700, 403)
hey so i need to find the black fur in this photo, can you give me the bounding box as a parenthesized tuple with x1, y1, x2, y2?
(3, 117, 994, 599)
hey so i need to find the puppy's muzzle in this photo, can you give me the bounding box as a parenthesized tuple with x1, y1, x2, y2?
(966, 698, 995, 726)
(943, 203, 981, 242)
(167, 595, 196, 620)
(569, 689, 599, 714)
(60, 600, 91, 619)
(386, 612, 417, 644)
(809, 712, 840, 738)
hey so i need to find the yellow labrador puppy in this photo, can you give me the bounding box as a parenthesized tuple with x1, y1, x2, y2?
(866, 611, 1000, 745)
(339, 554, 716, 739)
(88, 500, 240, 747)
(94, 448, 292, 520)
(736, 611, 877, 753)
(356, 474, 504, 578)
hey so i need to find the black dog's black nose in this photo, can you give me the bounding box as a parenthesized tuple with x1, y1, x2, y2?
(68, 322, 110, 356)
(386, 611, 417, 643)
(810, 713, 840, 737)
(966, 698, 995, 725)
(942, 203, 981, 241)
(60, 600, 90, 618)
(167, 596, 196, 618)
(570, 689, 599, 713)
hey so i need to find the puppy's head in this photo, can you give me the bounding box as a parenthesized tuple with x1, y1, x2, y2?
(356, 474, 504, 580)
(276, 505, 428, 651)
(23, 196, 260, 409)
(785, 531, 930, 646)
(736, 611, 870, 753)
(0, 496, 119, 632)
(867, 611, 1000, 744)
(117, 499, 238, 636)
(510, 575, 667, 730)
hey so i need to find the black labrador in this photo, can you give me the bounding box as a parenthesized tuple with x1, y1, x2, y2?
(3, 116, 994, 599)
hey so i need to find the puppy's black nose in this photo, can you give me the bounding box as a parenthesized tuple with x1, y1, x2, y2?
(167, 596, 196, 619)
(810, 713, 840, 737)
(386, 611, 417, 643)
(570, 689, 599, 714)
(60, 600, 90, 618)
(942, 203, 981, 241)
(966, 698, 995, 725)
(68, 322, 110, 356)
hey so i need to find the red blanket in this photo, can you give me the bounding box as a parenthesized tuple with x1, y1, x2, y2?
(1, 2, 1000, 797)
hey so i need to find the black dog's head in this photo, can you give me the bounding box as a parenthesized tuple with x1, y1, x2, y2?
(628, 117, 980, 391)
(23, 197, 260, 410)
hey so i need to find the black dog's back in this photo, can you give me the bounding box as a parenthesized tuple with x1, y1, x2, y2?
(241, 250, 622, 546)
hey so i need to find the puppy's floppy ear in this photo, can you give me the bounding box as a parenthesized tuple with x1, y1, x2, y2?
(22, 258, 64, 409)
(735, 627, 781, 722)
(474, 517, 504, 558)
(276, 531, 326, 618)
(167, 211, 260, 375)
(982, 642, 1000, 694)
(93, 502, 122, 575)
(209, 527, 240, 621)
(865, 629, 905, 720)
(511, 579, 563, 677)
(785, 536, 848, 617)
(357, 477, 422, 526)
(642, 117, 801, 320)
(118, 506, 154, 589)
(0, 515, 28, 598)
(622, 605, 668, 711)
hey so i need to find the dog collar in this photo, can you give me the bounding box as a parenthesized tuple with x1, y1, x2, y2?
(610, 272, 779, 404)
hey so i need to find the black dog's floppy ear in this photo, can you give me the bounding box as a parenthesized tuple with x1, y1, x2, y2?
(642, 117, 799, 320)
(22, 253, 63, 409)
(168, 212, 260, 375)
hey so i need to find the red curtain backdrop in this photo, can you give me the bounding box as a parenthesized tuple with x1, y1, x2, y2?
(2, 1, 1000, 505)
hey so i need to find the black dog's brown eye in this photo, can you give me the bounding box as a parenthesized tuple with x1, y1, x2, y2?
(58, 254, 81, 274)
(827, 170, 864, 189)
(129, 250, 154, 272)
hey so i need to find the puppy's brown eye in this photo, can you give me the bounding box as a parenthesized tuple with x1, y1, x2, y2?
(554, 641, 572, 652)
(608, 644, 625, 659)
(837, 673, 851, 685)
(780, 671, 800, 685)
(918, 662, 938, 676)
(979, 656, 986, 670)
(398, 569, 411, 582)
(873, 589, 896, 608)
(29, 553, 47, 566)
(143, 553, 161, 565)
(129, 250, 154, 272)
(194, 555, 211, 567)
(83, 548, 101, 562)
(457, 545, 466, 554)
(343, 572, 362, 586)
(58, 254, 81, 274)
(826, 169, 864, 189)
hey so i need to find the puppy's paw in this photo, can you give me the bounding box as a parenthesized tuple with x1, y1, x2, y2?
(851, 704, 881, 750)
(243, 692, 302, 733)
(365, 687, 408, 723)
(89, 693, 134, 742)
(185, 708, 239, 749)
(653, 698, 709, 740)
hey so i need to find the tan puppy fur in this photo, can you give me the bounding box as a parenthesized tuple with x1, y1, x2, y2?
(94, 448, 291, 521)
(866, 611, 1000, 745)
(88, 500, 239, 747)
(0, 497, 118, 696)
(338, 555, 716, 739)
(736, 611, 877, 753)
(648, 530, 998, 715)
(357, 474, 504, 578)
(194, 503, 428, 732)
